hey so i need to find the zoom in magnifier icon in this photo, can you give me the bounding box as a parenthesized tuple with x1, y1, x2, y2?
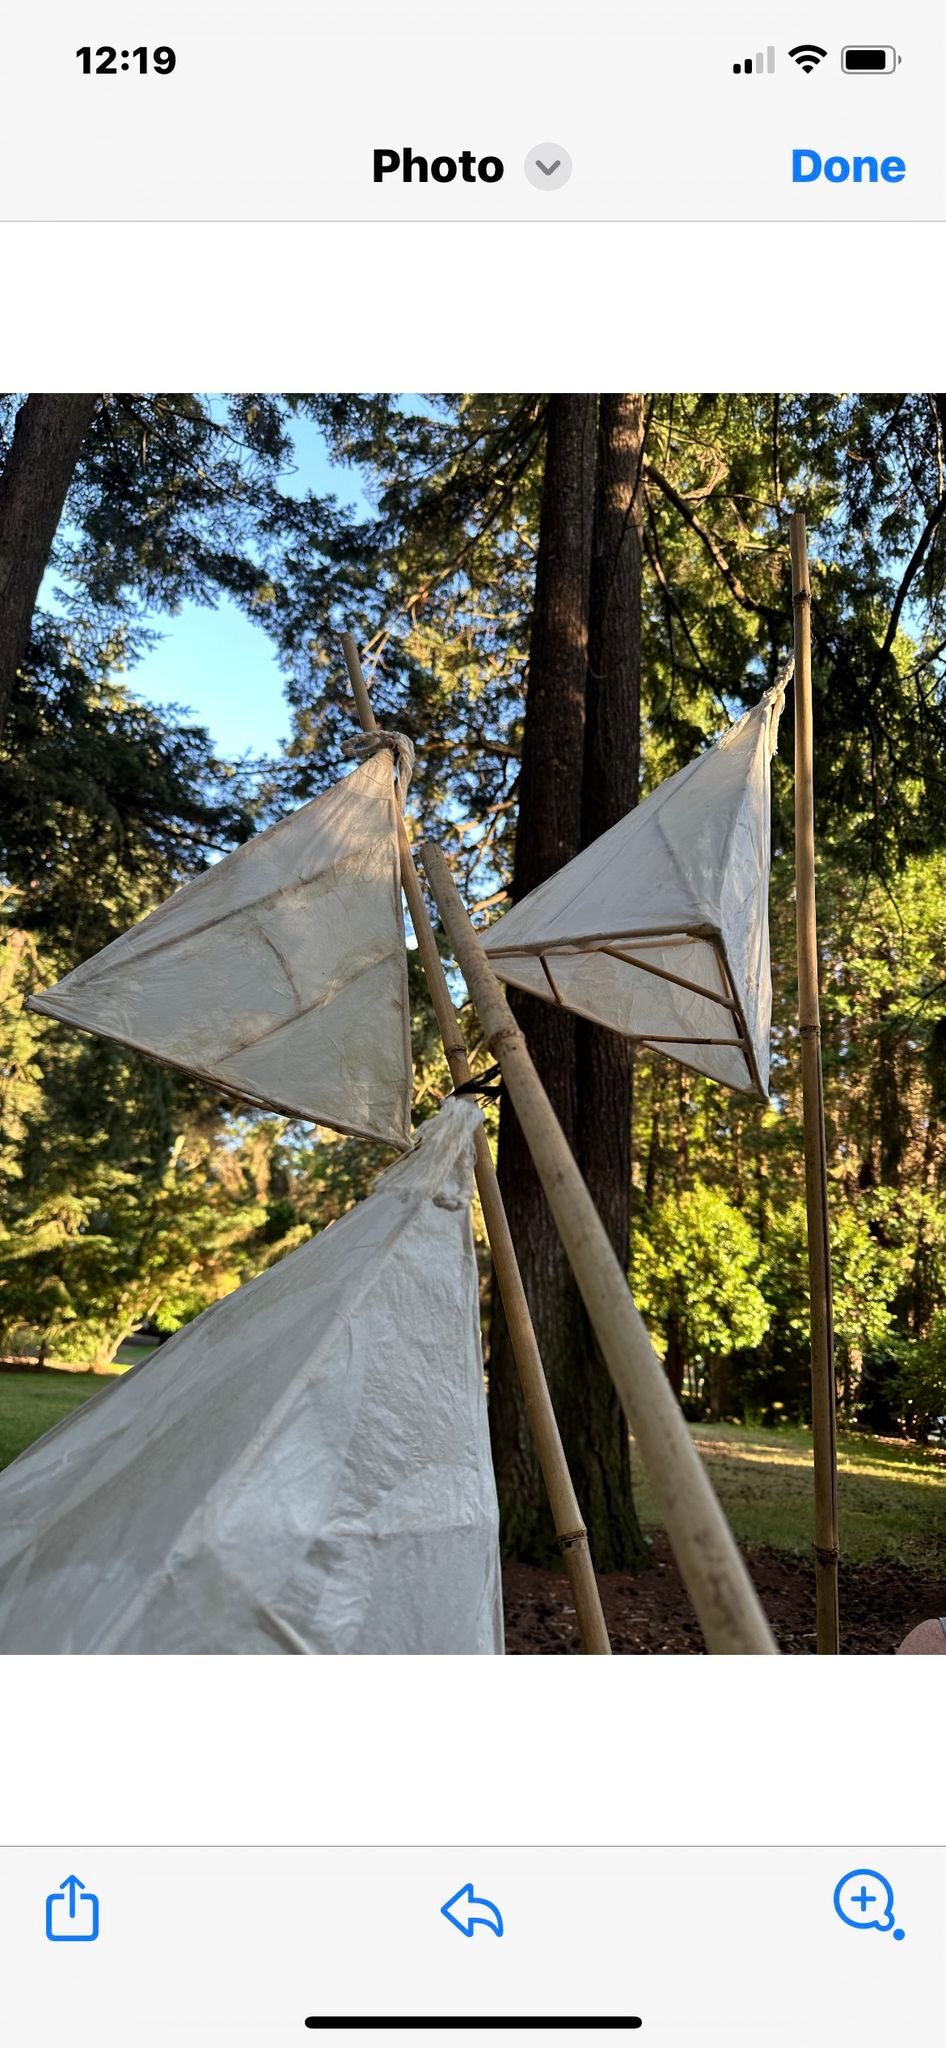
(833, 1868, 905, 1939)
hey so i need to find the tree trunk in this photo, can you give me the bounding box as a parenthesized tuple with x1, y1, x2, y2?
(644, 1069, 665, 1209)
(488, 394, 596, 1565)
(709, 1356, 726, 1422)
(875, 989, 906, 1186)
(674, 1068, 691, 1188)
(488, 393, 647, 1571)
(755, 1145, 768, 1243)
(0, 393, 98, 737)
(573, 392, 647, 1564)
(665, 1310, 686, 1401)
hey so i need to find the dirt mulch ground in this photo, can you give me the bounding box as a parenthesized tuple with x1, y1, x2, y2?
(503, 1535, 946, 1654)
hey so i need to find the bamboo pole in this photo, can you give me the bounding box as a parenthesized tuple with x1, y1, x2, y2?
(340, 631, 611, 1654)
(419, 837, 778, 1656)
(789, 512, 840, 1656)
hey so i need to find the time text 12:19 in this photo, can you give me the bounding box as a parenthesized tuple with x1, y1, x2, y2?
(76, 47, 176, 73)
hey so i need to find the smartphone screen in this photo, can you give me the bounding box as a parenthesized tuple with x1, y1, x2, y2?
(0, 4, 942, 2042)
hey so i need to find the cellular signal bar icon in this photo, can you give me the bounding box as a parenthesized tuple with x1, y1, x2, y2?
(733, 47, 776, 74)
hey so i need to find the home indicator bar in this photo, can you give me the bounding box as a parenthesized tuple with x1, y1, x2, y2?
(303, 2023, 644, 2035)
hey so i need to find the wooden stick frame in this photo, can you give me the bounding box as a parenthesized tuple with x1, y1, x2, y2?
(340, 632, 612, 1656)
(489, 931, 765, 1100)
(789, 513, 840, 1655)
(419, 836, 777, 1656)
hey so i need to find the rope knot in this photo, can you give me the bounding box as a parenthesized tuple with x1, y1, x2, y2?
(344, 727, 415, 806)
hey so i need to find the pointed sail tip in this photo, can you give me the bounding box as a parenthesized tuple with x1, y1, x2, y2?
(483, 677, 778, 1102)
(22, 753, 414, 1150)
(0, 1096, 501, 1655)
(762, 656, 794, 756)
(344, 726, 415, 804)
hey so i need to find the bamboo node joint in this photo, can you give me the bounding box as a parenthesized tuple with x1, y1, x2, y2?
(557, 1528, 589, 1554)
(489, 1024, 524, 1057)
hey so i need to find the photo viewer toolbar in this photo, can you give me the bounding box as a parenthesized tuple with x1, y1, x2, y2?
(2, 2, 943, 219)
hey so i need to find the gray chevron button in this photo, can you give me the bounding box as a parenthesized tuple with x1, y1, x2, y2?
(524, 143, 573, 191)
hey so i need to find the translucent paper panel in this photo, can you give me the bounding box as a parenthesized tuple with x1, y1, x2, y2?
(0, 1102, 501, 1656)
(30, 751, 413, 1147)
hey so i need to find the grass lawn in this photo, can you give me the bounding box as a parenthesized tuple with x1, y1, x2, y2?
(0, 1368, 120, 1474)
(113, 1337, 159, 1368)
(632, 1420, 946, 1574)
(2, 1373, 944, 1580)
(0, 1340, 157, 1474)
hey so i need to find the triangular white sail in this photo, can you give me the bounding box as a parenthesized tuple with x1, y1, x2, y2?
(483, 679, 787, 1099)
(0, 1099, 502, 1655)
(28, 750, 413, 1149)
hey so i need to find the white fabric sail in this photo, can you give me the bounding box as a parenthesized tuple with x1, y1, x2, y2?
(28, 750, 413, 1150)
(483, 679, 787, 1100)
(0, 1100, 502, 1656)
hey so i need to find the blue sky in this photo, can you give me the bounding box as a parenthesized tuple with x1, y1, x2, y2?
(132, 413, 373, 759)
(130, 593, 290, 760)
(42, 409, 375, 762)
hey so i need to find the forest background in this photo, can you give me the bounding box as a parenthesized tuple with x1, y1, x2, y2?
(2, 390, 946, 1583)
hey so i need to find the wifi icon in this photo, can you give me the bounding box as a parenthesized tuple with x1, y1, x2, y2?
(789, 43, 828, 72)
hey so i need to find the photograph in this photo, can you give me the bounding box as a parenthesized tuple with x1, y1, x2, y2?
(1, 388, 945, 1656)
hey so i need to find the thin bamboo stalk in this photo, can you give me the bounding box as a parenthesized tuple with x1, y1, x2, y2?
(627, 1036, 745, 1048)
(419, 836, 778, 1656)
(599, 953, 739, 1014)
(340, 631, 611, 1654)
(789, 512, 840, 1656)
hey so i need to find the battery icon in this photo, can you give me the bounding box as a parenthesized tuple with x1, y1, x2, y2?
(841, 45, 900, 73)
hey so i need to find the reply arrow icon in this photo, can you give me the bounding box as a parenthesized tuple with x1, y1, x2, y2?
(441, 1881, 505, 1937)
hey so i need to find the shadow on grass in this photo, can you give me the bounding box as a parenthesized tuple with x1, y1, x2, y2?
(631, 1421, 946, 1573)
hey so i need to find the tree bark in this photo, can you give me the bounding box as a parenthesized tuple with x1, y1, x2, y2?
(573, 392, 647, 1563)
(644, 1069, 665, 1209)
(0, 393, 98, 738)
(875, 989, 906, 1186)
(488, 394, 596, 1564)
(488, 394, 648, 1571)
(665, 1311, 686, 1401)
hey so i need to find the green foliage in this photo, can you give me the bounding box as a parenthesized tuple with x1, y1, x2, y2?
(0, 909, 47, 1186)
(284, 392, 946, 889)
(761, 1197, 900, 1414)
(4, 387, 946, 1450)
(0, 635, 253, 955)
(831, 1207, 899, 1355)
(0, 392, 393, 1372)
(0, 1077, 268, 1369)
(633, 1186, 770, 1413)
(894, 1316, 946, 1441)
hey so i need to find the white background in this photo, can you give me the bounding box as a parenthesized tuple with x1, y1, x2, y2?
(4, 222, 945, 392)
(1, 9, 945, 1868)
(5, 1647, 943, 1844)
